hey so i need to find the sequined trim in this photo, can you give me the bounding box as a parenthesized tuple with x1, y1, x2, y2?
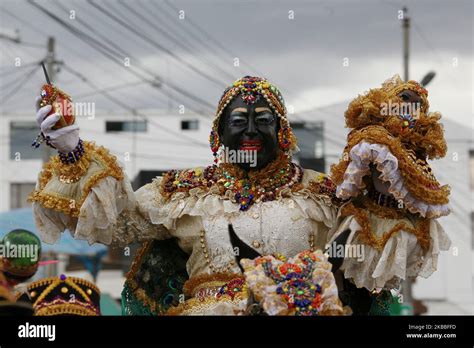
(167, 274, 248, 316)
(341, 202, 430, 251)
(123, 242, 161, 314)
(34, 300, 99, 316)
(28, 141, 124, 218)
(331, 126, 450, 206)
(182, 272, 242, 298)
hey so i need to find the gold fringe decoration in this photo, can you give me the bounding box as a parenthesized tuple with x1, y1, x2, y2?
(331, 126, 450, 206)
(34, 301, 98, 316)
(182, 272, 242, 298)
(27, 141, 124, 218)
(167, 274, 247, 316)
(361, 196, 405, 220)
(341, 202, 431, 252)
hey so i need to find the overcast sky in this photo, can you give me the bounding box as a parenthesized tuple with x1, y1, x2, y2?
(0, 0, 472, 129)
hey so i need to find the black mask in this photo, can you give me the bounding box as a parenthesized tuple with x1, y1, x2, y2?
(219, 96, 279, 171)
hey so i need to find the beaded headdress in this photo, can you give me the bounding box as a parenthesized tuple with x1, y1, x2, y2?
(209, 76, 297, 161)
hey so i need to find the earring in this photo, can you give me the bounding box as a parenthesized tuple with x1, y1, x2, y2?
(278, 127, 292, 150)
(209, 130, 220, 164)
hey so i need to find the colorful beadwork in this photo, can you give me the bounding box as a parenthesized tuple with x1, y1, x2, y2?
(400, 113, 415, 129)
(209, 130, 220, 163)
(160, 153, 304, 211)
(58, 138, 85, 164)
(219, 161, 303, 211)
(278, 127, 291, 150)
(210, 76, 297, 155)
(216, 278, 246, 300)
(259, 251, 325, 316)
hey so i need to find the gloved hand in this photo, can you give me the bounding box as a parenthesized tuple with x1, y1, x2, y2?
(35, 96, 80, 153)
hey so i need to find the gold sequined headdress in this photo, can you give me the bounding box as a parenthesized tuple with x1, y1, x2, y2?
(331, 74, 450, 214)
(343, 74, 446, 159)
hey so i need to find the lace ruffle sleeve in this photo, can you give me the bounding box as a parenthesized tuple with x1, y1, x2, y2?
(29, 141, 170, 246)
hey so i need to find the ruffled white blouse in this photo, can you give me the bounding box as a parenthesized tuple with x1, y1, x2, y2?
(32, 165, 336, 279)
(330, 141, 451, 291)
(31, 141, 451, 291)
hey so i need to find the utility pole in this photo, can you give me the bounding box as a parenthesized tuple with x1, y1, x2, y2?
(1, 33, 61, 164)
(402, 7, 410, 81)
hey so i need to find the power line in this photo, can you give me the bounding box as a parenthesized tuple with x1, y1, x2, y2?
(116, 0, 236, 82)
(139, 0, 243, 91)
(0, 38, 39, 62)
(139, 0, 237, 77)
(1, 2, 152, 95)
(0, 61, 42, 78)
(56, 0, 171, 107)
(50, 0, 166, 107)
(0, 41, 18, 63)
(162, 0, 265, 77)
(1, 63, 40, 103)
(27, 0, 215, 115)
(53, 0, 131, 59)
(74, 81, 147, 99)
(61, 62, 208, 148)
(9, 41, 44, 49)
(87, 0, 226, 89)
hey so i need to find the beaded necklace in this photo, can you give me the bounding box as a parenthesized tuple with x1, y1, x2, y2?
(160, 153, 304, 210)
(260, 252, 323, 315)
(217, 153, 303, 211)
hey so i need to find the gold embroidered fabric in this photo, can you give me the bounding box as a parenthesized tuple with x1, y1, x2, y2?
(28, 141, 123, 218)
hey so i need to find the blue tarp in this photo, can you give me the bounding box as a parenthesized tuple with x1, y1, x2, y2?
(0, 207, 107, 256)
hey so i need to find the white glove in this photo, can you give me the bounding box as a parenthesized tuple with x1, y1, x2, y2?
(35, 96, 80, 153)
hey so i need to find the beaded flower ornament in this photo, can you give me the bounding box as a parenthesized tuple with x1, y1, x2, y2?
(241, 250, 345, 316)
(210, 76, 297, 163)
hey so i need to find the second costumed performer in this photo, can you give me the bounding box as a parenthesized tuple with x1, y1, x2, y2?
(330, 75, 451, 314)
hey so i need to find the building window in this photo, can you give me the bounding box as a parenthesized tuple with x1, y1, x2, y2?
(181, 120, 199, 130)
(106, 120, 147, 132)
(10, 183, 35, 209)
(10, 122, 42, 160)
(291, 121, 325, 172)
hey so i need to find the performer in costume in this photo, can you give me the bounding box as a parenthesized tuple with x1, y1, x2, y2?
(29, 76, 341, 315)
(329, 75, 451, 312)
(28, 75, 449, 315)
